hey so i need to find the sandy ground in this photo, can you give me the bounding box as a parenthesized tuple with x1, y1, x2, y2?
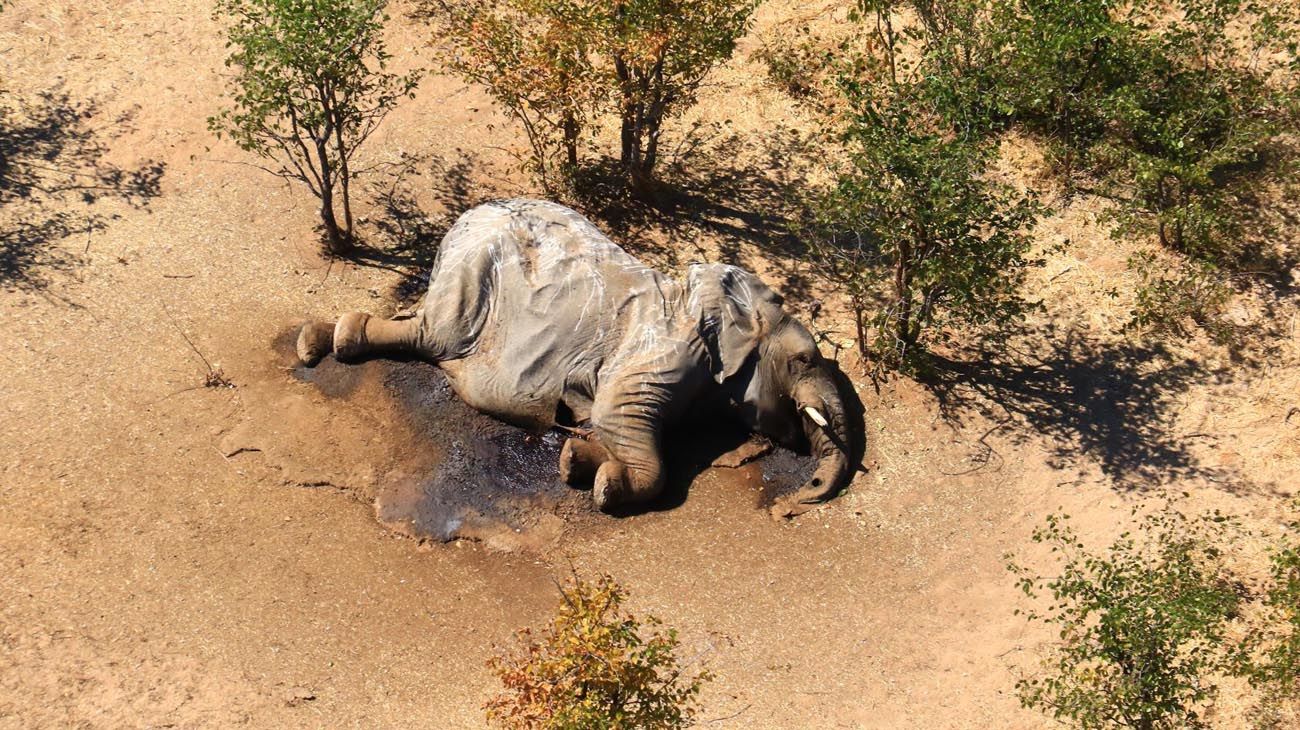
(2, 0, 1298, 728)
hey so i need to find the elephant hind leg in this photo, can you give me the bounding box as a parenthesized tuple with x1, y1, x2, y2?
(295, 312, 425, 366)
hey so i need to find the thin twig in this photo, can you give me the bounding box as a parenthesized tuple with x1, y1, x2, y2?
(706, 703, 751, 724)
(161, 305, 232, 387)
(163, 304, 216, 375)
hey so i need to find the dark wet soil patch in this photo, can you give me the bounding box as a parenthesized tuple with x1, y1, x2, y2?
(280, 327, 823, 546)
(293, 355, 367, 399)
(375, 361, 587, 545)
(754, 448, 819, 506)
(656, 419, 819, 513)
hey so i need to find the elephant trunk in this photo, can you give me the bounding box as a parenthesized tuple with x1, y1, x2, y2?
(774, 378, 854, 518)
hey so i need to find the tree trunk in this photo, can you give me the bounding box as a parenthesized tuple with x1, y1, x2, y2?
(894, 241, 915, 362)
(640, 111, 661, 188)
(614, 1, 634, 171)
(320, 193, 347, 254)
(562, 111, 579, 170)
(316, 140, 350, 255)
(853, 298, 869, 361)
(622, 106, 658, 197)
(338, 162, 353, 246)
(1155, 177, 1170, 249)
(333, 112, 354, 245)
(620, 104, 639, 169)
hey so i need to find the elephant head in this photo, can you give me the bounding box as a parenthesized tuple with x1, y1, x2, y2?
(692, 265, 860, 517)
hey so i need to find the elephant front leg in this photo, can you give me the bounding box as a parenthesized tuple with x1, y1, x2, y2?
(588, 406, 667, 513)
(559, 437, 611, 487)
(592, 458, 662, 513)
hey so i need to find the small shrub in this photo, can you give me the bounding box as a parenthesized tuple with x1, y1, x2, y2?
(1007, 509, 1242, 729)
(606, 0, 757, 191)
(435, 0, 601, 186)
(1233, 513, 1300, 728)
(209, 0, 419, 253)
(992, 0, 1300, 342)
(991, 0, 1140, 179)
(751, 29, 830, 100)
(485, 573, 710, 729)
(1092, 0, 1300, 262)
(1127, 251, 1241, 348)
(434, 0, 756, 193)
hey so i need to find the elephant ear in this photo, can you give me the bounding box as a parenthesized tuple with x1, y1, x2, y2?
(691, 264, 783, 383)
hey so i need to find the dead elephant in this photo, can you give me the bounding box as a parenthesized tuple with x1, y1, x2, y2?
(297, 199, 859, 517)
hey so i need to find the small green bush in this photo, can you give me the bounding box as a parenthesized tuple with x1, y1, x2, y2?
(1007, 509, 1242, 729)
(485, 573, 710, 729)
(1234, 512, 1300, 728)
(1127, 251, 1241, 347)
(991, 0, 1300, 341)
(990, 0, 1140, 178)
(751, 29, 830, 100)
(1091, 0, 1299, 262)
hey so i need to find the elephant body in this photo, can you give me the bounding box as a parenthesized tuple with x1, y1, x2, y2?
(415, 199, 713, 432)
(298, 199, 855, 516)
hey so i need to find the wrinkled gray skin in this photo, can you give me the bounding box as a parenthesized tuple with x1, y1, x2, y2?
(297, 199, 854, 517)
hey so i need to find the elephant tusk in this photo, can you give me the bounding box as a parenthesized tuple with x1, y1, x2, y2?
(803, 405, 829, 428)
(805, 405, 859, 465)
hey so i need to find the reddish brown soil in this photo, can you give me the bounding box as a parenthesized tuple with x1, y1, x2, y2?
(2, 1, 1297, 728)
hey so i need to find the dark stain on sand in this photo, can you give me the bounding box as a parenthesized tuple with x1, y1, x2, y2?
(276, 326, 818, 544)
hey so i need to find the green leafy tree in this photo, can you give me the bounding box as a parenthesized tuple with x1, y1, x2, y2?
(485, 573, 710, 729)
(209, 0, 419, 253)
(435, 0, 755, 193)
(991, 0, 1140, 179)
(1007, 509, 1242, 730)
(905, 0, 1011, 133)
(807, 0, 1039, 370)
(1093, 0, 1299, 260)
(991, 0, 1300, 341)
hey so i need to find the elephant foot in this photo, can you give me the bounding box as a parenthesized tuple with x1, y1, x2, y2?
(296, 321, 335, 367)
(770, 495, 818, 520)
(592, 461, 628, 513)
(333, 312, 370, 361)
(559, 437, 609, 487)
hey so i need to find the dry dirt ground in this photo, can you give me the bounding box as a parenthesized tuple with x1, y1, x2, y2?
(2, 1, 1298, 728)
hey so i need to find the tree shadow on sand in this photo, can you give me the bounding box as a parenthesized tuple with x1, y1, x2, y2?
(344, 125, 820, 310)
(0, 88, 164, 293)
(351, 150, 497, 303)
(919, 323, 1270, 495)
(570, 123, 819, 305)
